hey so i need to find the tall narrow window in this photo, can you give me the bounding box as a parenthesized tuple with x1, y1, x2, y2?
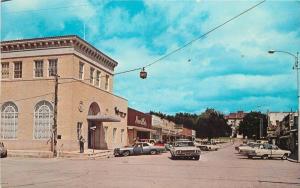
(121, 129, 124, 143)
(90, 67, 95, 84)
(96, 71, 101, 87)
(1, 62, 9, 79)
(113, 128, 117, 143)
(104, 126, 108, 143)
(34, 60, 43, 77)
(33, 101, 53, 139)
(79, 62, 84, 80)
(48, 59, 57, 76)
(77, 122, 83, 140)
(105, 75, 109, 91)
(14, 61, 22, 78)
(1, 102, 18, 139)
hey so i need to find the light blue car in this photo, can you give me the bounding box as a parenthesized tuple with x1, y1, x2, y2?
(114, 142, 165, 157)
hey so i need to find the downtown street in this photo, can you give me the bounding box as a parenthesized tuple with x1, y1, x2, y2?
(1, 142, 300, 188)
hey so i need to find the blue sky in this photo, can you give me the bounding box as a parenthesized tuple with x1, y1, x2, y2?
(1, 0, 300, 115)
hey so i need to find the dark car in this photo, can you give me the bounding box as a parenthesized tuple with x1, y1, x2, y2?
(0, 142, 7, 158)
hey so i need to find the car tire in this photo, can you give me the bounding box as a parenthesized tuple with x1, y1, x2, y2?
(150, 150, 157, 155)
(247, 155, 253, 159)
(282, 154, 288, 160)
(122, 151, 130, 157)
(194, 156, 200, 160)
(171, 155, 177, 160)
(261, 155, 268, 160)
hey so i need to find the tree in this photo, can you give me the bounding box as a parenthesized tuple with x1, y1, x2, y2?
(196, 109, 231, 139)
(150, 109, 231, 139)
(238, 112, 267, 139)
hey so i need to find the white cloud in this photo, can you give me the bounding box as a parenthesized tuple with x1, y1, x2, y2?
(2, 0, 299, 114)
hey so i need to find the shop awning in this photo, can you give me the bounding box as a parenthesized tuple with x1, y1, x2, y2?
(127, 126, 156, 133)
(87, 114, 121, 122)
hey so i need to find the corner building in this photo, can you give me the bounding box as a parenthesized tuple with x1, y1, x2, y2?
(0, 35, 128, 152)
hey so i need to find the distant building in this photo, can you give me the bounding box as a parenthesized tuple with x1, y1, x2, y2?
(224, 111, 247, 138)
(267, 112, 291, 139)
(151, 115, 164, 141)
(267, 112, 298, 155)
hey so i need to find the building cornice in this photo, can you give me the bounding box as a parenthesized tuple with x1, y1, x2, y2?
(1, 35, 118, 71)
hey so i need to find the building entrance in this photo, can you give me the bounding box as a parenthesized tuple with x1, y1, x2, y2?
(88, 102, 100, 149)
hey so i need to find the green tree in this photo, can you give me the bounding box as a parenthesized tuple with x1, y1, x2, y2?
(238, 112, 267, 139)
(150, 109, 231, 139)
(196, 109, 231, 139)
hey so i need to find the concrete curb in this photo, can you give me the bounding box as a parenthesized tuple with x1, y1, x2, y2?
(287, 157, 299, 163)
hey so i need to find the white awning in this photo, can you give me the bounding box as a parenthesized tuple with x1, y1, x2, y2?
(87, 114, 121, 122)
(127, 126, 156, 133)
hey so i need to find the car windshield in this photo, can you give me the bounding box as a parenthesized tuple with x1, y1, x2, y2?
(174, 141, 194, 147)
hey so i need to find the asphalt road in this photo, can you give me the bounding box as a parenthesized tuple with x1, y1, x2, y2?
(1, 143, 300, 188)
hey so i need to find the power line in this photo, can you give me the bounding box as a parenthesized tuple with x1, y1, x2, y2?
(0, 92, 54, 105)
(114, 0, 266, 75)
(1, 0, 266, 94)
(2, 1, 266, 77)
(2, 2, 93, 14)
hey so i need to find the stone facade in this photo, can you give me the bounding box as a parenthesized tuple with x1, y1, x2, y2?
(0, 35, 128, 152)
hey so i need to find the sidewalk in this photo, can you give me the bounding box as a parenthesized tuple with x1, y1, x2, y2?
(7, 149, 114, 160)
(287, 153, 299, 163)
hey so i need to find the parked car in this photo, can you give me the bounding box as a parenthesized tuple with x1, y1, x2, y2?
(164, 142, 173, 151)
(114, 142, 165, 157)
(247, 144, 291, 160)
(194, 141, 220, 151)
(0, 142, 7, 158)
(256, 140, 269, 144)
(235, 143, 247, 151)
(138, 139, 156, 145)
(170, 140, 201, 160)
(238, 143, 264, 154)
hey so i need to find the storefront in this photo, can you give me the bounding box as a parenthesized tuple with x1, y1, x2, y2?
(127, 108, 155, 145)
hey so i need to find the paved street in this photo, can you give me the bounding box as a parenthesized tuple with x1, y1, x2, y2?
(1, 143, 300, 188)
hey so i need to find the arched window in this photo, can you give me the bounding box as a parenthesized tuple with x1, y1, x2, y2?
(1, 102, 18, 139)
(33, 101, 53, 139)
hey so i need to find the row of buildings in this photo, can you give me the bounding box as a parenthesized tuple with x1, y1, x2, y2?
(267, 112, 298, 154)
(0, 35, 194, 153)
(225, 111, 298, 155)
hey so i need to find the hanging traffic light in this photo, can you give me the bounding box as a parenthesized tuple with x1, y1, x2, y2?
(140, 67, 147, 79)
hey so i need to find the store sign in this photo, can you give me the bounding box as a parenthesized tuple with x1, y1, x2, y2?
(135, 116, 147, 127)
(115, 107, 126, 118)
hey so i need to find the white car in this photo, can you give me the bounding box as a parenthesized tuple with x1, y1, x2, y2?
(238, 143, 263, 155)
(247, 144, 291, 160)
(194, 141, 220, 151)
(170, 141, 201, 160)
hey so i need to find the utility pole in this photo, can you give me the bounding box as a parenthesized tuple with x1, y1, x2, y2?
(268, 50, 299, 162)
(52, 74, 59, 157)
(259, 118, 263, 139)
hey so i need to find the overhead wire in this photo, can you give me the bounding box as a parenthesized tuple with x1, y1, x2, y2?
(1, 0, 266, 103)
(2, 2, 93, 14)
(113, 0, 266, 75)
(0, 92, 54, 105)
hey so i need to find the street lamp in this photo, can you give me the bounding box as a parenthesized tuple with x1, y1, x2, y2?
(268, 50, 299, 162)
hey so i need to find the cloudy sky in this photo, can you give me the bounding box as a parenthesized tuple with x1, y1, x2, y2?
(1, 0, 300, 115)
